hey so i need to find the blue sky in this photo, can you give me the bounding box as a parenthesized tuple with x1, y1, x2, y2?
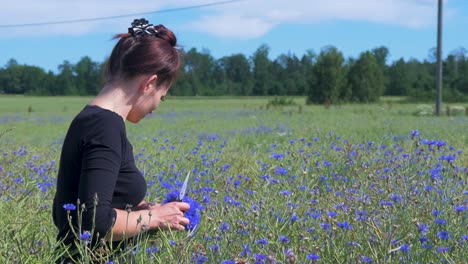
(0, 0, 467, 72)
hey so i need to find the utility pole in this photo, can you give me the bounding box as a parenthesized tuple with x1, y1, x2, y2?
(436, 0, 443, 116)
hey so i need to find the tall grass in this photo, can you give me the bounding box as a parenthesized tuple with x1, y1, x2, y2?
(0, 96, 467, 263)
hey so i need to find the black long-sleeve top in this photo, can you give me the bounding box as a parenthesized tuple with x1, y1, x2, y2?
(53, 105, 146, 248)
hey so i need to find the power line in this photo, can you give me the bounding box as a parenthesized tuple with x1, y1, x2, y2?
(0, 0, 243, 28)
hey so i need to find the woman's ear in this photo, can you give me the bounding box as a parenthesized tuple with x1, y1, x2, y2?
(141, 74, 158, 93)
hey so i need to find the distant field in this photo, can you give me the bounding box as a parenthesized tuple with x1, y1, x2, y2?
(0, 96, 467, 263)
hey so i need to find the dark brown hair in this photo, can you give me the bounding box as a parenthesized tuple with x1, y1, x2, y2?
(103, 24, 180, 88)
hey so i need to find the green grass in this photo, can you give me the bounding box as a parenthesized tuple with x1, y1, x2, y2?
(0, 96, 467, 263)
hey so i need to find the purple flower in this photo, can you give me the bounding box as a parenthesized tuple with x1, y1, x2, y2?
(220, 164, 231, 172)
(63, 203, 76, 211)
(361, 256, 373, 263)
(400, 244, 410, 252)
(307, 253, 320, 260)
(337, 221, 352, 230)
(454, 204, 466, 213)
(275, 167, 288, 175)
(438, 247, 449, 253)
(437, 230, 450, 240)
(327, 211, 338, 217)
(220, 222, 230, 232)
(279, 235, 290, 243)
(418, 223, 429, 235)
(80, 231, 91, 241)
(255, 238, 268, 246)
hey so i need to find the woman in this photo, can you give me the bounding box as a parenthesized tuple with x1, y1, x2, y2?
(52, 18, 190, 261)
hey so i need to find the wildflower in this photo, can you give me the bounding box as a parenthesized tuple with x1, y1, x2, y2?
(307, 253, 320, 260)
(400, 244, 410, 253)
(270, 153, 284, 160)
(438, 247, 449, 253)
(255, 238, 268, 246)
(220, 222, 230, 232)
(437, 230, 450, 240)
(417, 223, 429, 235)
(380, 200, 394, 206)
(63, 203, 76, 211)
(337, 221, 352, 230)
(361, 256, 373, 263)
(221, 261, 235, 264)
(454, 204, 466, 213)
(435, 218, 446, 225)
(275, 167, 288, 175)
(209, 244, 220, 252)
(255, 253, 267, 263)
(220, 164, 231, 172)
(279, 235, 290, 243)
(327, 211, 338, 218)
(80, 231, 91, 241)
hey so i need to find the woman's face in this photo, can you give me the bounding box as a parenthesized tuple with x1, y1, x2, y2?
(127, 76, 169, 123)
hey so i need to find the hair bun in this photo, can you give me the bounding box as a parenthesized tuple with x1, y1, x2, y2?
(153, 24, 177, 47)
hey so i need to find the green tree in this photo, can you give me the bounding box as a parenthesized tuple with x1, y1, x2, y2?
(348, 51, 385, 102)
(252, 44, 273, 96)
(56, 61, 77, 95)
(220, 54, 253, 95)
(387, 58, 412, 96)
(74, 56, 101, 95)
(308, 46, 347, 104)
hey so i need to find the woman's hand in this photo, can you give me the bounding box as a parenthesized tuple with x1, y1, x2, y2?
(150, 202, 190, 231)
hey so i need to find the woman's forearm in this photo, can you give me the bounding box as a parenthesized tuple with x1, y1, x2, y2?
(107, 208, 154, 241)
(106, 202, 190, 241)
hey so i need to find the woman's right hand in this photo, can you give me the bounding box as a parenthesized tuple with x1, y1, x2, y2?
(150, 202, 190, 231)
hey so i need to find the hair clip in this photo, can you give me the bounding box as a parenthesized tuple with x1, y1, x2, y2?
(128, 18, 158, 37)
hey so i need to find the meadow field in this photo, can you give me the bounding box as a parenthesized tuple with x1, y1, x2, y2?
(0, 96, 467, 263)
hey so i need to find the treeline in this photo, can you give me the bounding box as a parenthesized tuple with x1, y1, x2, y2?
(1, 44, 467, 103)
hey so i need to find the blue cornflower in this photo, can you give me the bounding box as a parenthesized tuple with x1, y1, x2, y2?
(255, 253, 267, 263)
(337, 221, 352, 230)
(240, 244, 251, 257)
(79, 231, 91, 241)
(279, 235, 290, 243)
(163, 190, 203, 231)
(275, 167, 288, 175)
(221, 261, 235, 264)
(380, 200, 394, 206)
(255, 238, 268, 246)
(219, 222, 230, 232)
(220, 164, 231, 172)
(320, 223, 331, 230)
(435, 218, 446, 225)
(327, 211, 338, 217)
(63, 203, 76, 211)
(209, 244, 220, 252)
(400, 244, 410, 252)
(279, 190, 291, 196)
(454, 204, 466, 213)
(361, 256, 373, 263)
(438, 247, 449, 253)
(437, 230, 450, 240)
(418, 223, 429, 235)
(270, 153, 284, 160)
(307, 253, 320, 260)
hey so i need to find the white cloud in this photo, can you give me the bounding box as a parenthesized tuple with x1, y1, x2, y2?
(0, 0, 452, 38)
